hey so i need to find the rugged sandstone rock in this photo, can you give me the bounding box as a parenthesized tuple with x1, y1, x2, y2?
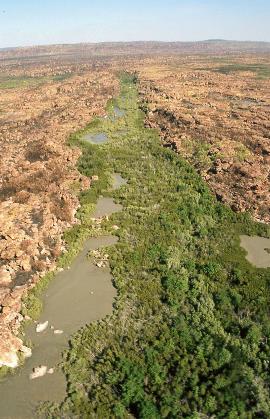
(136, 56, 270, 223)
(0, 328, 23, 368)
(0, 59, 119, 367)
(30, 365, 47, 379)
(20, 345, 32, 359)
(36, 321, 49, 333)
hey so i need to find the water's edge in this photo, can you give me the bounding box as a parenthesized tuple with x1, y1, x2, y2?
(0, 160, 126, 417)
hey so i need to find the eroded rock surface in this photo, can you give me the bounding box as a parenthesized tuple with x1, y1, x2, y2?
(137, 56, 270, 222)
(0, 59, 119, 367)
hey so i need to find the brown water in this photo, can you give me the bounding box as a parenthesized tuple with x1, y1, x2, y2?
(94, 196, 122, 218)
(0, 176, 126, 419)
(240, 235, 270, 268)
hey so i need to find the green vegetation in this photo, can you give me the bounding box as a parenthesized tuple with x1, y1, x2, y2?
(180, 138, 214, 170)
(234, 143, 251, 162)
(213, 63, 270, 79)
(42, 73, 270, 418)
(0, 73, 72, 89)
(52, 73, 73, 82)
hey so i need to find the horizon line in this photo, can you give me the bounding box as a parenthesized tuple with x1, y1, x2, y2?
(1, 38, 270, 51)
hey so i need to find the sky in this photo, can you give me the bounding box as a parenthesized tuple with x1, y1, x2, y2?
(0, 0, 269, 48)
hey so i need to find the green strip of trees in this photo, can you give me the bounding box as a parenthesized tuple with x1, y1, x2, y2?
(46, 73, 270, 419)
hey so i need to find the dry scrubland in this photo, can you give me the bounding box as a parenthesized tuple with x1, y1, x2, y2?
(0, 42, 269, 414)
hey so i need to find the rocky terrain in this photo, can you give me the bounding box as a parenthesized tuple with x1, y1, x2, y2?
(0, 58, 119, 368)
(1, 40, 270, 62)
(0, 42, 269, 373)
(136, 55, 270, 223)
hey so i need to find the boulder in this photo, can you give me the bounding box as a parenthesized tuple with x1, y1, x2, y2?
(20, 345, 32, 359)
(0, 268, 12, 286)
(53, 329, 63, 335)
(36, 320, 49, 333)
(30, 365, 47, 379)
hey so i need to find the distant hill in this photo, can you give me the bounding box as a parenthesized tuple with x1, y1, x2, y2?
(1, 40, 270, 60)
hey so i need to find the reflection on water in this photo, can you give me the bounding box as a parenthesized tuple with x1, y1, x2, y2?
(113, 106, 125, 118)
(82, 132, 108, 144)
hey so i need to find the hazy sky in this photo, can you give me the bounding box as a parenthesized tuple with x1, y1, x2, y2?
(0, 0, 269, 48)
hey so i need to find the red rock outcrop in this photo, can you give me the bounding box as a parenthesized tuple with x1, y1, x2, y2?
(0, 61, 119, 367)
(136, 56, 270, 223)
